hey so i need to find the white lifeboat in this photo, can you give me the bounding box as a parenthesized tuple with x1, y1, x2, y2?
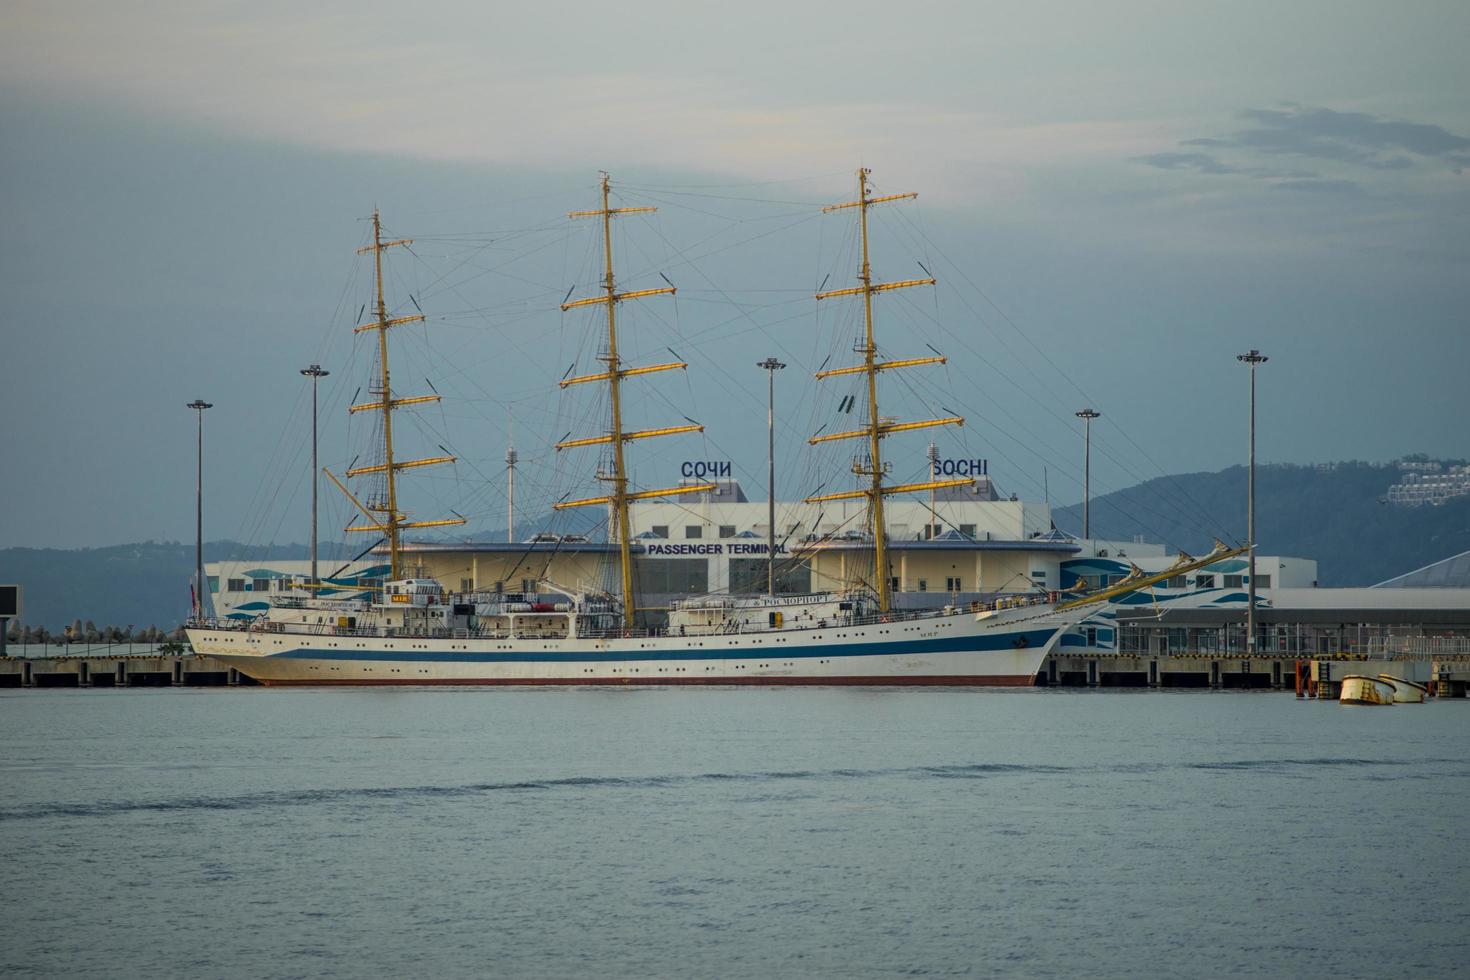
(1376, 674, 1428, 703)
(1339, 674, 1395, 706)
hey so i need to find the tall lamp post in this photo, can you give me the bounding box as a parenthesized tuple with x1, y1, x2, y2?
(757, 357, 786, 595)
(1075, 409, 1101, 540)
(1237, 349, 1268, 654)
(300, 365, 329, 583)
(187, 399, 213, 620)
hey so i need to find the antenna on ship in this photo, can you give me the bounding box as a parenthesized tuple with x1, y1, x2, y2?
(505, 444, 518, 544)
(554, 174, 716, 626)
(805, 169, 972, 612)
(326, 209, 464, 582)
(927, 441, 940, 538)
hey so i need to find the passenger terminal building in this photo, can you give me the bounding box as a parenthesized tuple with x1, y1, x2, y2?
(207, 467, 1316, 626)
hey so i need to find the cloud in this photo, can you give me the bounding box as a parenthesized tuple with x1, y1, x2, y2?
(1147, 104, 1470, 176)
(1130, 149, 1328, 185)
(1130, 104, 1470, 197)
(1270, 178, 1359, 194)
(1131, 152, 1238, 175)
(1236, 106, 1470, 166)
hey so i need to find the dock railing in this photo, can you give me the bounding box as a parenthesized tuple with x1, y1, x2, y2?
(1364, 635, 1470, 659)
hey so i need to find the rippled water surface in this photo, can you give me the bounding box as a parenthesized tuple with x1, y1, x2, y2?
(2, 687, 1466, 978)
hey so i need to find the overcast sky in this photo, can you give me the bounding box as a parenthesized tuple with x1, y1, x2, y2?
(2, 0, 1467, 550)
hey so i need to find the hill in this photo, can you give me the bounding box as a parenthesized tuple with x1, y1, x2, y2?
(1052, 462, 1470, 586)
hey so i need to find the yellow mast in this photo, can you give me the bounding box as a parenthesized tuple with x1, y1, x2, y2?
(806, 169, 970, 612)
(556, 174, 715, 625)
(338, 210, 464, 580)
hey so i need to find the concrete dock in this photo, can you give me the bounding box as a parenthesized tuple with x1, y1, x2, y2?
(1041, 650, 1469, 697)
(0, 652, 256, 687)
(3, 648, 1466, 693)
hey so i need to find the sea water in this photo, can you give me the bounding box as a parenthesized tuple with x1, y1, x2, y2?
(2, 687, 1466, 978)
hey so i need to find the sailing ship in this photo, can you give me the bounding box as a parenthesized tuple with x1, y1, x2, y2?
(186, 171, 1244, 685)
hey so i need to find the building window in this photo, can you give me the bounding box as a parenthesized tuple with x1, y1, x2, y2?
(889, 577, 900, 593)
(461, 578, 473, 592)
(1167, 575, 1186, 589)
(522, 578, 536, 594)
(1224, 574, 1244, 588)
(1086, 626, 1098, 646)
(729, 559, 811, 595)
(685, 525, 703, 539)
(719, 525, 736, 539)
(651, 525, 669, 539)
(917, 579, 927, 592)
(1196, 574, 1216, 588)
(946, 577, 962, 592)
(634, 558, 710, 594)
(959, 524, 976, 538)
(252, 578, 270, 593)
(1256, 574, 1272, 588)
(492, 581, 504, 593)
(207, 576, 220, 593)
(227, 578, 246, 592)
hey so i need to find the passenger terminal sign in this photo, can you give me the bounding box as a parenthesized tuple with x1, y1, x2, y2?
(935, 458, 987, 477)
(680, 460, 733, 479)
(645, 542, 788, 556)
(679, 458, 984, 479)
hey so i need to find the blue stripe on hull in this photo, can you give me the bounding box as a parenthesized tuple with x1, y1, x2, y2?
(265, 628, 1058, 665)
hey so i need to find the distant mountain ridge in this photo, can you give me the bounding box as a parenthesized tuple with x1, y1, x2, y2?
(5, 462, 1468, 627)
(1052, 461, 1470, 587)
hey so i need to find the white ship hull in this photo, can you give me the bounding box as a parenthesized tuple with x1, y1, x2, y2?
(187, 607, 1066, 687)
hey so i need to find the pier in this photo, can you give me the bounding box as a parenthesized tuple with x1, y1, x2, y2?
(1040, 651, 1470, 697)
(3, 647, 1465, 693)
(0, 648, 256, 687)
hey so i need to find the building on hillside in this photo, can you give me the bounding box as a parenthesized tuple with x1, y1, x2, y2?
(1385, 463, 1470, 507)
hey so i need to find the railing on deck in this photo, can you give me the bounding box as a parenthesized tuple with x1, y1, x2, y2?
(194, 592, 1056, 643)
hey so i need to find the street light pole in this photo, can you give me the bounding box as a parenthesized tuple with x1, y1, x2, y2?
(1075, 409, 1101, 540)
(1237, 349, 1268, 654)
(757, 357, 786, 595)
(187, 399, 213, 620)
(300, 365, 329, 583)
